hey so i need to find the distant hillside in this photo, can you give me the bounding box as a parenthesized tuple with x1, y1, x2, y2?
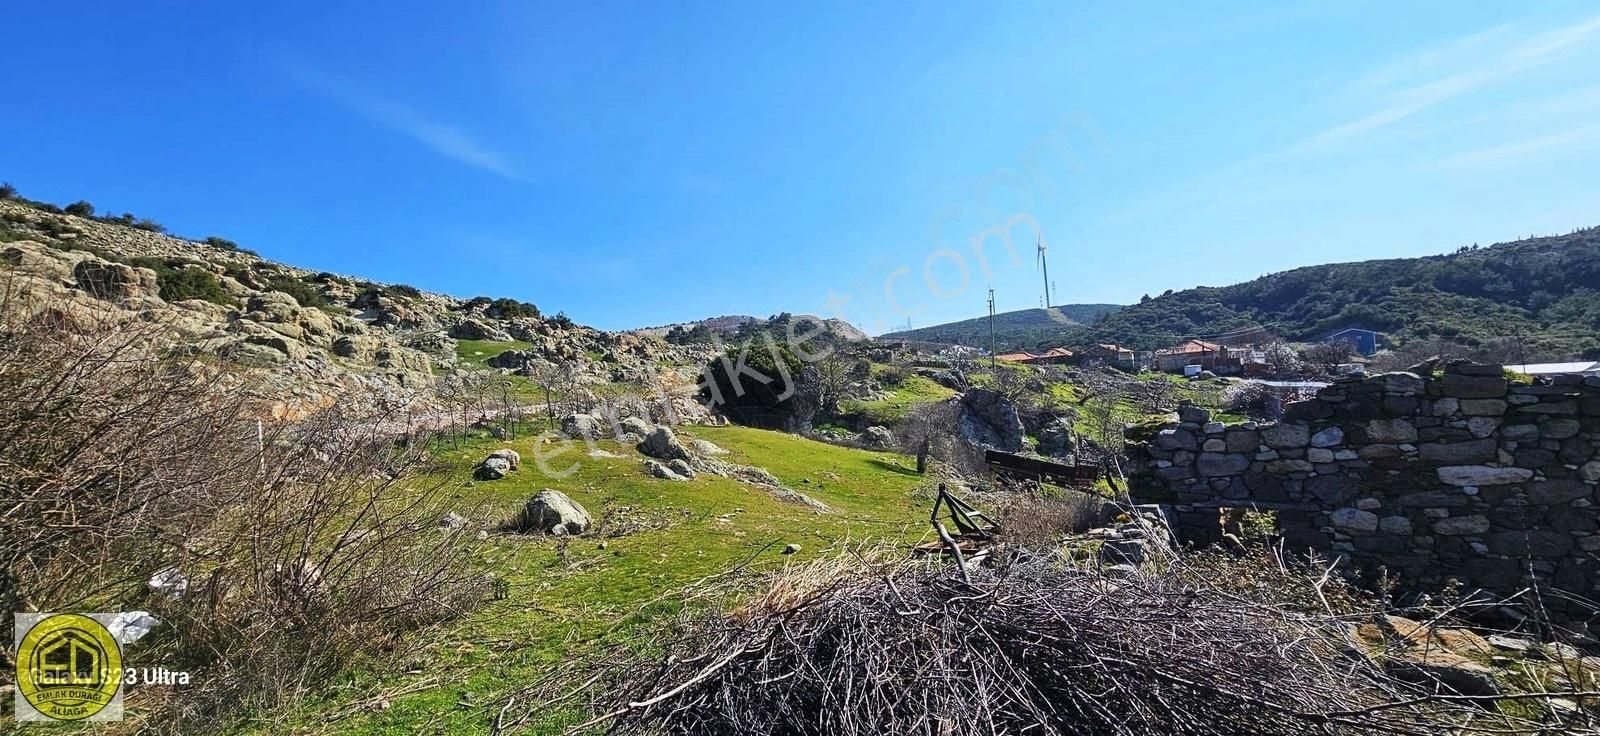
(632, 313, 869, 342)
(1063, 229, 1600, 360)
(882, 304, 1122, 349)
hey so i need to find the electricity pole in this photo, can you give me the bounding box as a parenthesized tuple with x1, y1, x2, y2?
(988, 288, 997, 367)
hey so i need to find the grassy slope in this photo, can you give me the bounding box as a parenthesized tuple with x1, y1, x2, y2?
(454, 339, 533, 368)
(265, 426, 931, 735)
(836, 374, 958, 425)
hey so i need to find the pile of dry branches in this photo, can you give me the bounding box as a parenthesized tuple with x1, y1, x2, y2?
(542, 555, 1585, 736)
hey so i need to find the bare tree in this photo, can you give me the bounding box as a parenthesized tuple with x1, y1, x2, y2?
(1261, 341, 1305, 374)
(813, 347, 855, 415)
(895, 399, 983, 475)
(1299, 341, 1354, 374)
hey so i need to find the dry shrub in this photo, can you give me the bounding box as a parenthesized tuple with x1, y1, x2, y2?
(0, 286, 487, 733)
(532, 552, 1584, 736)
(1174, 544, 1379, 617)
(1223, 379, 1271, 414)
(994, 489, 1110, 547)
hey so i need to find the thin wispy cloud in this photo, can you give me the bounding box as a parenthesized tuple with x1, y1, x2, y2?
(1300, 13, 1600, 151)
(278, 56, 524, 181)
(1436, 123, 1600, 170)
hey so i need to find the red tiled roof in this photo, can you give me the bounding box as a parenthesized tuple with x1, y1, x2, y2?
(1158, 340, 1221, 355)
(995, 352, 1036, 362)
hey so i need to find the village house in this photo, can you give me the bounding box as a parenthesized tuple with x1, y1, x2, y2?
(1079, 343, 1135, 369)
(1154, 339, 1252, 374)
(1030, 347, 1075, 365)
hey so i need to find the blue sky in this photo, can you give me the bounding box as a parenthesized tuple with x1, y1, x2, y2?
(4, 1, 1599, 333)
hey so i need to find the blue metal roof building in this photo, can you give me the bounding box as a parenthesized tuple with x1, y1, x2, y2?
(1326, 328, 1379, 356)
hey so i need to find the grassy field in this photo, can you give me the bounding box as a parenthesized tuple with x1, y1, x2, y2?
(259, 425, 933, 735)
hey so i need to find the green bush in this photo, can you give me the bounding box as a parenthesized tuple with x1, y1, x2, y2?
(158, 266, 233, 305)
(267, 275, 328, 308)
(203, 236, 257, 256)
(490, 297, 539, 319)
(0, 182, 16, 200)
(387, 284, 422, 300)
(64, 200, 95, 217)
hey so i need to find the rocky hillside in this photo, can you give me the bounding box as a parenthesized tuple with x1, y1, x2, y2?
(633, 313, 869, 343)
(882, 304, 1121, 350)
(0, 197, 710, 418)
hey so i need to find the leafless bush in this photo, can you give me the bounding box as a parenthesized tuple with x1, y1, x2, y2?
(894, 399, 984, 476)
(529, 553, 1573, 736)
(994, 489, 1109, 547)
(1223, 379, 1272, 414)
(0, 286, 487, 732)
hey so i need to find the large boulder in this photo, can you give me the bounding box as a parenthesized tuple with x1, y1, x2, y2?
(486, 448, 521, 470)
(562, 413, 603, 440)
(74, 259, 159, 301)
(619, 416, 654, 438)
(1035, 418, 1076, 458)
(474, 456, 512, 480)
(450, 318, 513, 343)
(639, 426, 692, 462)
(515, 490, 591, 535)
(957, 388, 1024, 452)
(858, 425, 895, 450)
(332, 334, 378, 361)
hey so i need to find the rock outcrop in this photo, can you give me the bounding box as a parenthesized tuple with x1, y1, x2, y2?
(957, 388, 1024, 452)
(638, 426, 692, 463)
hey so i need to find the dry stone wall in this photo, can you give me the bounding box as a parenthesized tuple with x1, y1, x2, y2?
(1133, 361, 1600, 613)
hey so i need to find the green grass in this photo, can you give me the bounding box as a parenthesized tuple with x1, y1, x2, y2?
(454, 339, 533, 368)
(836, 375, 957, 426)
(258, 425, 931, 734)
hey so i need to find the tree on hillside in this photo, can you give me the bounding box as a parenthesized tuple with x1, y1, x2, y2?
(813, 347, 854, 415)
(895, 400, 979, 475)
(64, 200, 94, 217)
(0, 183, 16, 200)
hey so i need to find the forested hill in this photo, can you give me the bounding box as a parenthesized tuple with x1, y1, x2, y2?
(1063, 228, 1600, 359)
(883, 304, 1121, 347)
(889, 228, 1600, 360)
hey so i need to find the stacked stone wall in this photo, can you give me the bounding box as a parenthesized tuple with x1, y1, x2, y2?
(1134, 361, 1600, 613)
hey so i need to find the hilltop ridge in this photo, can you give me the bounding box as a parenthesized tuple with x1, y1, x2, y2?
(887, 229, 1600, 360)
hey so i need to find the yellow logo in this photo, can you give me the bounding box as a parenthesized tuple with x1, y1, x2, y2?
(15, 613, 123, 721)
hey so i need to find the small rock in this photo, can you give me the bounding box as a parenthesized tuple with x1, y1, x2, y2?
(782, 543, 801, 555)
(474, 456, 512, 481)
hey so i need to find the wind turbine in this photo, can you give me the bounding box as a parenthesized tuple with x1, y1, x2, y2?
(1035, 238, 1052, 309)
